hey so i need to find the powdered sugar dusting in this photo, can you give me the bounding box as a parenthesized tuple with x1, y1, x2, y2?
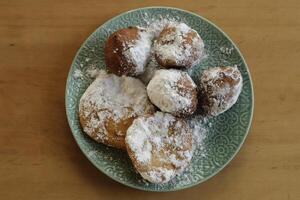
(143, 18, 175, 39)
(86, 66, 103, 78)
(73, 62, 106, 80)
(123, 28, 152, 75)
(122, 19, 175, 75)
(138, 48, 160, 84)
(147, 69, 197, 115)
(200, 65, 243, 116)
(141, 168, 175, 184)
(126, 112, 176, 164)
(188, 115, 208, 154)
(120, 18, 204, 75)
(154, 22, 205, 67)
(79, 73, 153, 142)
(126, 112, 193, 183)
(74, 69, 83, 79)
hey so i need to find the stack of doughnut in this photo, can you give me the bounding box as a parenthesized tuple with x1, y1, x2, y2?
(79, 21, 243, 184)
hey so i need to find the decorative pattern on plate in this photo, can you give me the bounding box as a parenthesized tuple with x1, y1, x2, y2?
(65, 7, 253, 192)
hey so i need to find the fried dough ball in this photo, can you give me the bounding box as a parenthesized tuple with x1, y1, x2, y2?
(154, 23, 205, 69)
(125, 112, 193, 183)
(199, 66, 243, 116)
(79, 72, 155, 149)
(104, 27, 152, 76)
(147, 69, 198, 117)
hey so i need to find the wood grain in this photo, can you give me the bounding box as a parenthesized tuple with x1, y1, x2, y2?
(0, 0, 299, 199)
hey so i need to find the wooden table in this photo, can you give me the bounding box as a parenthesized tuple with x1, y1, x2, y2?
(1, 0, 299, 199)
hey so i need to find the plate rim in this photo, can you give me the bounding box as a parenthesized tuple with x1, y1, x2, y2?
(65, 6, 254, 192)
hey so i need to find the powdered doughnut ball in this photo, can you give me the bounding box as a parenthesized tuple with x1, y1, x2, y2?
(125, 112, 193, 183)
(104, 26, 152, 76)
(147, 69, 198, 117)
(154, 22, 205, 69)
(199, 66, 243, 116)
(79, 72, 155, 149)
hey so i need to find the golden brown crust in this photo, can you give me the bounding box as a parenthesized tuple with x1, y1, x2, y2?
(79, 108, 147, 149)
(104, 27, 145, 76)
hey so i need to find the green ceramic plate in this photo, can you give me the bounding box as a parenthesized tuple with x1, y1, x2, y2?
(65, 7, 254, 192)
